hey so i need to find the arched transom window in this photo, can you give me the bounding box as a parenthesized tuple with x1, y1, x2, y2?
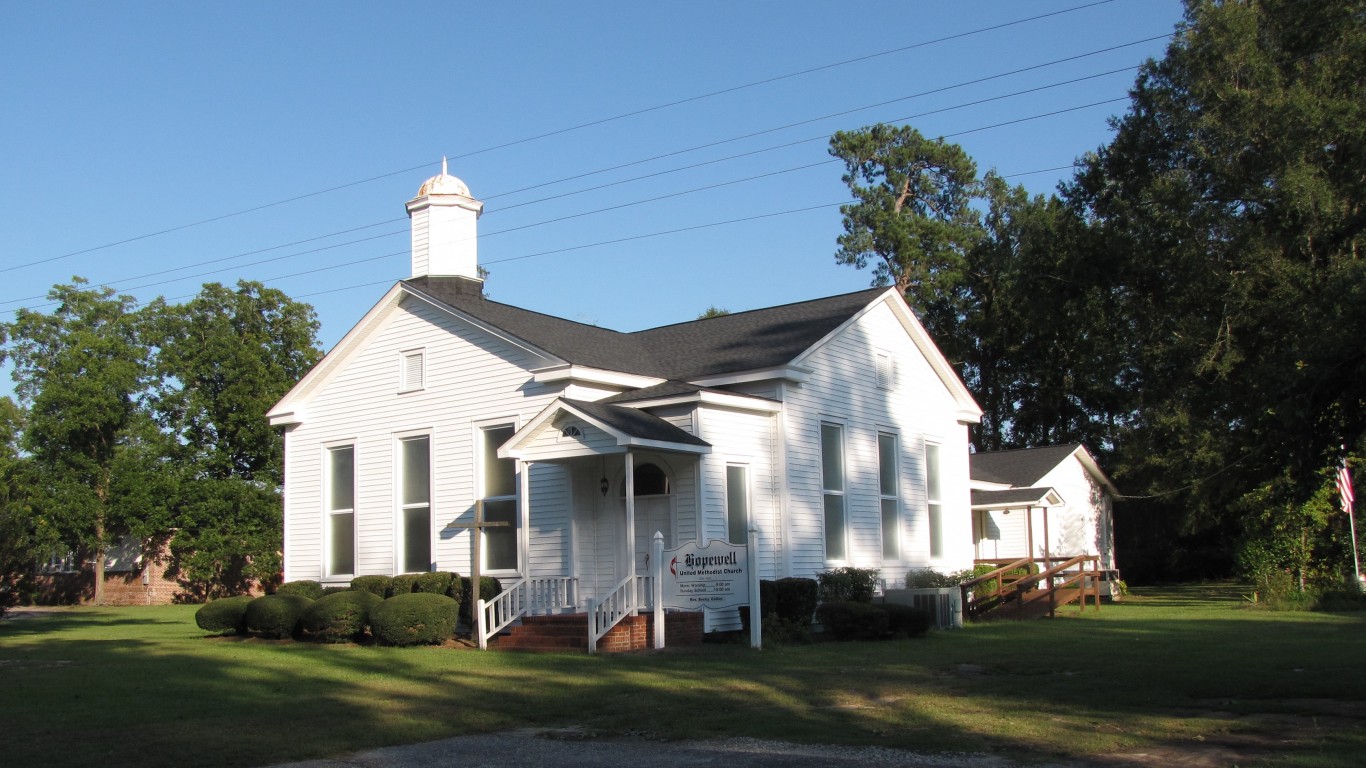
(620, 461, 670, 496)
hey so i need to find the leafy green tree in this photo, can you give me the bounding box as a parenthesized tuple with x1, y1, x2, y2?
(697, 306, 730, 319)
(0, 397, 39, 611)
(148, 280, 321, 594)
(829, 124, 983, 344)
(829, 126, 1130, 456)
(0, 279, 153, 604)
(1066, 0, 1366, 583)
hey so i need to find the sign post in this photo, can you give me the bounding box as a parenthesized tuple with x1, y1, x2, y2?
(652, 532, 664, 650)
(659, 537, 759, 649)
(748, 527, 762, 650)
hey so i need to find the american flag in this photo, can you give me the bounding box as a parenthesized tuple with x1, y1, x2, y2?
(1340, 458, 1356, 516)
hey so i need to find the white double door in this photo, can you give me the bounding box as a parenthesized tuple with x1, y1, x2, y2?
(576, 493, 672, 600)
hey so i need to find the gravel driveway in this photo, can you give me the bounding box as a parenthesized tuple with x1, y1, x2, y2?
(269, 729, 1034, 768)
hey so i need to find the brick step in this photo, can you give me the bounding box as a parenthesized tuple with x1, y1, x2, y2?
(491, 613, 591, 652)
(495, 637, 587, 651)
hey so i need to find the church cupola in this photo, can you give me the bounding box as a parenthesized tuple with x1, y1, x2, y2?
(406, 158, 484, 280)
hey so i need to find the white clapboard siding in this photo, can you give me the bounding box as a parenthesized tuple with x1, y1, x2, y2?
(283, 295, 566, 582)
(527, 462, 570, 577)
(696, 406, 778, 577)
(1036, 456, 1116, 569)
(781, 300, 975, 584)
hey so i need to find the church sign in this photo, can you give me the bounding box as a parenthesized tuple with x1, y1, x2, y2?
(661, 539, 750, 610)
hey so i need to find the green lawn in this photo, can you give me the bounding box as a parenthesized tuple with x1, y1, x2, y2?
(2, 586, 1363, 767)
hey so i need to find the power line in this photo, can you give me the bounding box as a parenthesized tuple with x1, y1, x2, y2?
(1, 0, 1123, 276)
(5, 157, 1092, 317)
(2, 55, 1145, 309)
(494, 65, 1140, 215)
(484, 33, 1168, 205)
(2, 96, 1125, 318)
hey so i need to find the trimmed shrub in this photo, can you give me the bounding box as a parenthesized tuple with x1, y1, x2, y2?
(444, 574, 462, 600)
(299, 590, 383, 643)
(816, 600, 889, 641)
(321, 586, 350, 596)
(882, 603, 932, 638)
(763, 613, 813, 645)
(243, 594, 313, 639)
(818, 567, 879, 604)
(904, 568, 970, 589)
(195, 595, 254, 635)
(350, 575, 394, 599)
(370, 593, 458, 646)
(390, 574, 422, 596)
(771, 577, 819, 623)
(275, 580, 324, 600)
(457, 575, 500, 627)
(415, 571, 456, 596)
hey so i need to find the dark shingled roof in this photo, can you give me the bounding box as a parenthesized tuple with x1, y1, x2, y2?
(971, 487, 1059, 508)
(562, 399, 710, 448)
(970, 444, 1082, 487)
(404, 276, 886, 380)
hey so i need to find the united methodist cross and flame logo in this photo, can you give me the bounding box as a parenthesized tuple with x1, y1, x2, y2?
(670, 556, 678, 576)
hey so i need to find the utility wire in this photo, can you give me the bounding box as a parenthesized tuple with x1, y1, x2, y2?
(3, 96, 1123, 317)
(2, 57, 1143, 308)
(1, 0, 1122, 276)
(484, 34, 1167, 204)
(46, 155, 1092, 311)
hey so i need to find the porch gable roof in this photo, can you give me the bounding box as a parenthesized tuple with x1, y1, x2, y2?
(970, 486, 1064, 510)
(500, 397, 711, 461)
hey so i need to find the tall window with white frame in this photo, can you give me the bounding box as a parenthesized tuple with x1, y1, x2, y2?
(398, 435, 431, 573)
(726, 464, 749, 544)
(926, 442, 943, 559)
(879, 433, 900, 560)
(481, 425, 518, 572)
(821, 423, 846, 561)
(326, 445, 355, 577)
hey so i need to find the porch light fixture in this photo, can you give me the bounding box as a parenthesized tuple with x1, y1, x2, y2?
(600, 476, 609, 496)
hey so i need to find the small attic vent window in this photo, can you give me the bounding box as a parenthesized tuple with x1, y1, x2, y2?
(560, 425, 583, 440)
(400, 350, 425, 392)
(876, 351, 895, 390)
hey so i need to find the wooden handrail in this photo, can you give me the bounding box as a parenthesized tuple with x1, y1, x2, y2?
(964, 555, 1102, 620)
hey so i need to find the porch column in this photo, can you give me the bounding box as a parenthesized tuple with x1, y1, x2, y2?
(518, 459, 531, 575)
(1025, 505, 1035, 561)
(624, 451, 636, 613)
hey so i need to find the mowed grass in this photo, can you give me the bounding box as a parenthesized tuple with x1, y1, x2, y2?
(2, 586, 1364, 767)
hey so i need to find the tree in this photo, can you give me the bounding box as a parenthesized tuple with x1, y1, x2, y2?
(1065, 0, 1366, 584)
(147, 280, 321, 594)
(0, 279, 152, 604)
(0, 397, 38, 612)
(829, 124, 983, 346)
(830, 127, 1130, 455)
(697, 306, 730, 319)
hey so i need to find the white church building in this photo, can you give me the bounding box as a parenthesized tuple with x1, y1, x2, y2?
(267, 165, 986, 642)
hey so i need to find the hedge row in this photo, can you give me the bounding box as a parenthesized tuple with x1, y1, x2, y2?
(194, 583, 467, 646)
(816, 600, 932, 640)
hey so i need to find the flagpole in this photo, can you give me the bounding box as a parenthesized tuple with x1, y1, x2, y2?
(1339, 451, 1362, 592)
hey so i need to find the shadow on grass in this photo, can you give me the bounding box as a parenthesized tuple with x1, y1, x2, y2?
(1, 600, 1363, 768)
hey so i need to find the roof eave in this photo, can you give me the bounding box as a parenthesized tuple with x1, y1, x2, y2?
(531, 364, 665, 390)
(687, 365, 812, 387)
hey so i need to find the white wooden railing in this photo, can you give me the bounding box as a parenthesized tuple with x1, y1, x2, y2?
(476, 576, 579, 650)
(636, 574, 655, 611)
(586, 574, 637, 654)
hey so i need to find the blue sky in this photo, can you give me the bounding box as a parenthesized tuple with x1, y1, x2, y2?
(0, 1, 1184, 398)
